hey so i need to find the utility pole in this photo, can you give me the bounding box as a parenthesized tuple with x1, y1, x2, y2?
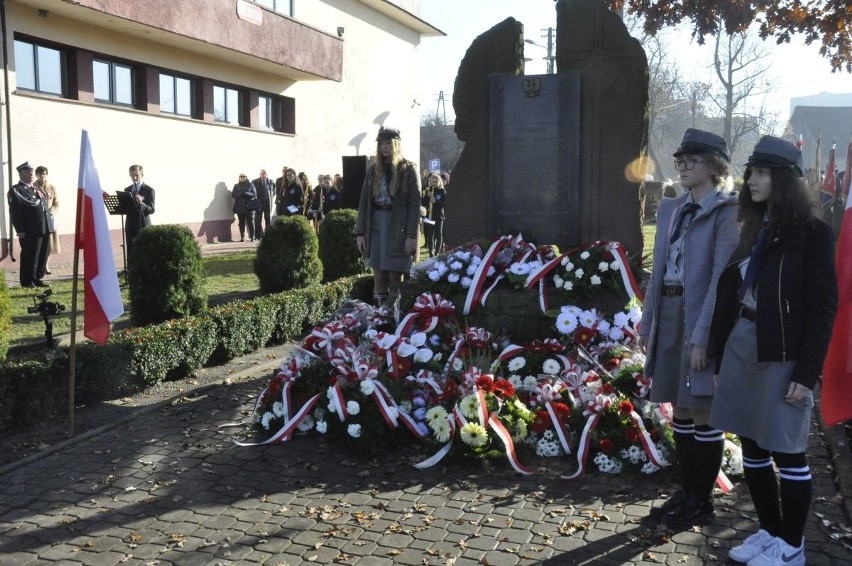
(436, 91, 447, 125)
(543, 27, 554, 74)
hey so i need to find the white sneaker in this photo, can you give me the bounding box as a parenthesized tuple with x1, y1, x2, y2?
(728, 529, 774, 563)
(747, 536, 805, 566)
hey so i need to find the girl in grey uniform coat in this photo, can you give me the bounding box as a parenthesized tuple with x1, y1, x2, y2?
(639, 129, 738, 527)
(708, 136, 837, 566)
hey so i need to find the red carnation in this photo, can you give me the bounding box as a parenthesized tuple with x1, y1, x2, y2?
(600, 383, 615, 395)
(599, 438, 615, 454)
(530, 409, 553, 434)
(493, 379, 516, 398)
(623, 427, 640, 444)
(475, 375, 495, 392)
(618, 399, 634, 415)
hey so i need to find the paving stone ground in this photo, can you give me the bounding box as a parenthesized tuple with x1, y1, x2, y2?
(0, 352, 849, 566)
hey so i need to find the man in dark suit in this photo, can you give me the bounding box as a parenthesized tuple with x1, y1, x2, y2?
(123, 164, 155, 264)
(7, 162, 52, 288)
(252, 169, 274, 239)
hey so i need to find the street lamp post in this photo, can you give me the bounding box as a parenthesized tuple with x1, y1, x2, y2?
(524, 27, 555, 74)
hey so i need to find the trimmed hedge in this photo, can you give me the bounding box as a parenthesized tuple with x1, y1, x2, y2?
(0, 275, 373, 430)
(318, 209, 370, 281)
(255, 215, 323, 293)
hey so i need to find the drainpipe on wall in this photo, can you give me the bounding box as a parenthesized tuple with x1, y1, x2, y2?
(0, 0, 16, 261)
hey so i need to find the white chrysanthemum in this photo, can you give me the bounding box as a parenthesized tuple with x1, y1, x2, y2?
(542, 430, 555, 441)
(409, 332, 427, 347)
(433, 353, 443, 363)
(466, 264, 478, 276)
(508, 357, 526, 372)
(261, 412, 274, 430)
(564, 261, 574, 271)
(554, 274, 564, 286)
(610, 260, 620, 271)
(428, 270, 441, 282)
(461, 276, 473, 288)
(450, 260, 463, 270)
(487, 266, 496, 277)
(522, 375, 537, 391)
(327, 401, 336, 413)
(563, 281, 573, 291)
(399, 400, 412, 414)
(641, 461, 660, 474)
(447, 272, 460, 283)
(556, 312, 579, 334)
(452, 357, 464, 371)
(430, 334, 441, 346)
(574, 268, 585, 279)
(628, 306, 642, 324)
(508, 374, 523, 390)
(608, 327, 625, 342)
(364, 328, 378, 340)
(542, 359, 561, 375)
(346, 400, 361, 415)
(431, 417, 452, 443)
(460, 422, 488, 447)
(347, 423, 362, 438)
(435, 262, 448, 276)
(471, 255, 482, 265)
(360, 379, 376, 396)
(598, 261, 610, 272)
(297, 414, 315, 432)
(580, 251, 590, 260)
(579, 310, 597, 327)
(315, 420, 328, 434)
(460, 394, 480, 419)
(426, 406, 448, 424)
(313, 407, 326, 420)
(590, 275, 602, 285)
(612, 312, 629, 328)
(272, 401, 285, 418)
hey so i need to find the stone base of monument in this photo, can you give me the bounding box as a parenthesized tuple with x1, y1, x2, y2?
(398, 283, 631, 343)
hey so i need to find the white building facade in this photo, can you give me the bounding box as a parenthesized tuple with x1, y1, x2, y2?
(0, 0, 440, 266)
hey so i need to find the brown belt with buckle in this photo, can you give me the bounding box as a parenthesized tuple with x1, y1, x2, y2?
(662, 284, 684, 297)
(740, 305, 756, 321)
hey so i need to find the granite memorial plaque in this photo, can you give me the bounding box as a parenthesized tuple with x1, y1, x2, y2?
(488, 73, 581, 247)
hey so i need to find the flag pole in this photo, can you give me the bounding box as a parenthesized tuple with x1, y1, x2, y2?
(68, 186, 85, 437)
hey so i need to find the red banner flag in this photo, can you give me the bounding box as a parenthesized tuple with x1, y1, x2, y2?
(76, 131, 124, 344)
(821, 191, 852, 426)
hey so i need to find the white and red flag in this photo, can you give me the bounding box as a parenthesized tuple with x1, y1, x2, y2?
(75, 130, 123, 343)
(822, 187, 852, 426)
(842, 138, 852, 200)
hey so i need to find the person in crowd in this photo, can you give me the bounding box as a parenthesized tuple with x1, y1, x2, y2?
(124, 164, 155, 260)
(277, 168, 302, 216)
(298, 172, 312, 215)
(322, 174, 341, 216)
(421, 173, 435, 257)
(231, 173, 257, 242)
(33, 165, 59, 274)
(638, 129, 738, 527)
(7, 162, 51, 288)
(252, 169, 274, 239)
(355, 127, 421, 305)
(707, 136, 837, 566)
(307, 182, 324, 232)
(429, 172, 447, 256)
(275, 166, 288, 200)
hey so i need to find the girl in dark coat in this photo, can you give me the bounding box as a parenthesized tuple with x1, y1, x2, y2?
(708, 136, 837, 566)
(231, 174, 257, 241)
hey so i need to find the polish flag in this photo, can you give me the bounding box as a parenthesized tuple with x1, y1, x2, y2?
(76, 131, 124, 343)
(821, 187, 852, 426)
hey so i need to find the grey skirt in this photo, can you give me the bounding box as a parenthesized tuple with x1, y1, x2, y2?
(709, 316, 812, 453)
(647, 294, 715, 411)
(368, 209, 412, 273)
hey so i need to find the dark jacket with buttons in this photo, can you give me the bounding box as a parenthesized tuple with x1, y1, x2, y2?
(707, 219, 838, 389)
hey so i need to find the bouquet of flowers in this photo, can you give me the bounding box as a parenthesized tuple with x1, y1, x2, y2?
(551, 241, 629, 304)
(411, 245, 489, 297)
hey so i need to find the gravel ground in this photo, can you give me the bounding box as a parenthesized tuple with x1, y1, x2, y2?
(0, 342, 298, 470)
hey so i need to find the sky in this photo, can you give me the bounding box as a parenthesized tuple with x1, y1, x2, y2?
(417, 0, 852, 127)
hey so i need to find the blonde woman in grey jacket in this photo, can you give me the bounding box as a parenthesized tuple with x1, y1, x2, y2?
(639, 129, 739, 527)
(356, 127, 422, 305)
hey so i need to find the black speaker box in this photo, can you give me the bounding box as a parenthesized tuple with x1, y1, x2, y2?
(340, 155, 368, 209)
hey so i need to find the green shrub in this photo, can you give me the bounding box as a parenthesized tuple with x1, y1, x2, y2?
(0, 353, 68, 428)
(0, 276, 12, 361)
(254, 215, 323, 293)
(128, 225, 208, 325)
(318, 209, 369, 281)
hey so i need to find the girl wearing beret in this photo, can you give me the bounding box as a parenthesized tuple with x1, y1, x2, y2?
(639, 128, 739, 527)
(356, 127, 421, 305)
(708, 136, 837, 566)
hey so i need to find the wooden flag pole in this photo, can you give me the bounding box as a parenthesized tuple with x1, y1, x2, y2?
(68, 187, 85, 437)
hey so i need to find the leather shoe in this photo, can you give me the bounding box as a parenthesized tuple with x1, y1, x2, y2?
(663, 496, 714, 527)
(647, 490, 686, 521)
(33, 280, 50, 288)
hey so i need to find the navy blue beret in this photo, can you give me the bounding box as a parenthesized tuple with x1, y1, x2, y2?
(673, 128, 730, 162)
(745, 135, 804, 177)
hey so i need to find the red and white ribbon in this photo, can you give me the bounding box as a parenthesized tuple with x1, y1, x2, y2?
(608, 242, 645, 303)
(463, 237, 509, 314)
(396, 293, 457, 335)
(562, 394, 615, 479)
(532, 381, 572, 456)
(627, 410, 670, 468)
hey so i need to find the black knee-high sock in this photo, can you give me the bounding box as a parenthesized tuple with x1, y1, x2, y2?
(775, 451, 811, 548)
(672, 417, 696, 495)
(693, 425, 725, 503)
(741, 436, 780, 536)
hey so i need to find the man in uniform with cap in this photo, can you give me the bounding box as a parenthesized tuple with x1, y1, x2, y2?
(7, 162, 52, 288)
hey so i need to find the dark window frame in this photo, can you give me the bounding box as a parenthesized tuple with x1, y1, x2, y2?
(93, 57, 136, 107)
(213, 83, 245, 126)
(13, 37, 67, 96)
(159, 72, 195, 117)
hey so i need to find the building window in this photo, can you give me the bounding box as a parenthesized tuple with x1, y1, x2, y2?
(93, 59, 134, 106)
(160, 73, 193, 116)
(254, 0, 293, 17)
(258, 95, 272, 129)
(13, 39, 64, 95)
(214, 85, 242, 125)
